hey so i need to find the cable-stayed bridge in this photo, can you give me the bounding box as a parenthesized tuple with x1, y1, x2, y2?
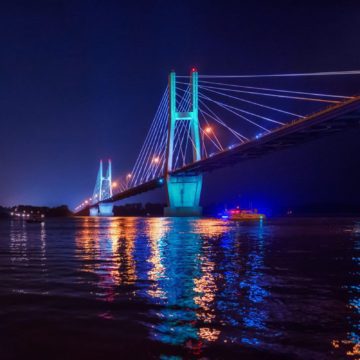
(75, 69, 360, 216)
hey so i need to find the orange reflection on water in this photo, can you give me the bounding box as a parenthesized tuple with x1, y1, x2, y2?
(193, 257, 219, 341)
(332, 339, 360, 358)
(117, 217, 137, 285)
(75, 217, 137, 304)
(198, 327, 221, 342)
(75, 217, 101, 274)
(193, 218, 230, 237)
(192, 219, 225, 342)
(146, 218, 167, 299)
(104, 219, 122, 287)
(194, 258, 217, 312)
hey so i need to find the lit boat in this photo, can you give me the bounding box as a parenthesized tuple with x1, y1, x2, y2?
(227, 208, 266, 221)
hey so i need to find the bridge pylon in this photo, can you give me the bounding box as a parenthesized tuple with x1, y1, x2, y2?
(90, 159, 114, 216)
(164, 69, 203, 217)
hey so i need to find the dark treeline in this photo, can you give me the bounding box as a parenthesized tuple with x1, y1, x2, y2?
(0, 206, 9, 218)
(0, 205, 72, 218)
(113, 203, 166, 216)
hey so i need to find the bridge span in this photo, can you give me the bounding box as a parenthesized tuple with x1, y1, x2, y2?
(75, 70, 360, 216)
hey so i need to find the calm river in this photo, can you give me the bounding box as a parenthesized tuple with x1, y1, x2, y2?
(0, 217, 359, 359)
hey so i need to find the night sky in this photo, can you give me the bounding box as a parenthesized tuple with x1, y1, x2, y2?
(1, 0, 360, 210)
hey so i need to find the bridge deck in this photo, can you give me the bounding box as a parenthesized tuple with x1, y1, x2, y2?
(76, 96, 360, 214)
(172, 96, 360, 175)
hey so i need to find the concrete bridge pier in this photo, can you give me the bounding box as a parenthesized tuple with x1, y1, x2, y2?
(164, 174, 202, 217)
(98, 203, 114, 216)
(89, 206, 99, 216)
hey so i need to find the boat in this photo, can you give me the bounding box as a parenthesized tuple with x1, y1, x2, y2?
(226, 208, 266, 221)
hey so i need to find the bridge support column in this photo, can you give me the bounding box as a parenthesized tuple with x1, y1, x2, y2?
(89, 206, 99, 216)
(164, 174, 202, 217)
(165, 69, 203, 217)
(98, 203, 114, 216)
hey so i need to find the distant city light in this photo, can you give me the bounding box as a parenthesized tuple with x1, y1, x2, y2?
(112, 182, 118, 188)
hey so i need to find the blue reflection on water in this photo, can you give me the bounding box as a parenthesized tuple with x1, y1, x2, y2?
(147, 219, 201, 346)
(140, 218, 272, 351)
(2, 216, 359, 359)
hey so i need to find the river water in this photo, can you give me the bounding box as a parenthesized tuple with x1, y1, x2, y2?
(0, 217, 359, 359)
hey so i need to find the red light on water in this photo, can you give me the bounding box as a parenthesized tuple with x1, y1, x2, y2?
(229, 209, 240, 214)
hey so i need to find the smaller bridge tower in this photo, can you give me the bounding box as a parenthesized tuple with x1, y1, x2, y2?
(90, 159, 114, 216)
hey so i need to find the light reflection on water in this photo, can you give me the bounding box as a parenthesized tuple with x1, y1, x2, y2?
(0, 217, 359, 359)
(331, 224, 360, 358)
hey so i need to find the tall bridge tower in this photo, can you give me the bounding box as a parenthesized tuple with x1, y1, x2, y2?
(90, 159, 114, 216)
(164, 69, 203, 216)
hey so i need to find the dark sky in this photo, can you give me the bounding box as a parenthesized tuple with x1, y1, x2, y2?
(0, 0, 360, 209)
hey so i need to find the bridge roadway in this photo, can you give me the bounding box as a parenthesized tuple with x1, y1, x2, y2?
(76, 95, 360, 215)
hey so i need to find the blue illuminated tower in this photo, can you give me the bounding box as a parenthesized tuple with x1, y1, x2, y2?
(90, 159, 114, 216)
(164, 69, 203, 216)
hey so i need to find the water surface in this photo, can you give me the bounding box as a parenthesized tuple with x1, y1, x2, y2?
(0, 217, 359, 359)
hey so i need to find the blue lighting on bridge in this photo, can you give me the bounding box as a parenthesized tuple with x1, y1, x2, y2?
(74, 69, 360, 217)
